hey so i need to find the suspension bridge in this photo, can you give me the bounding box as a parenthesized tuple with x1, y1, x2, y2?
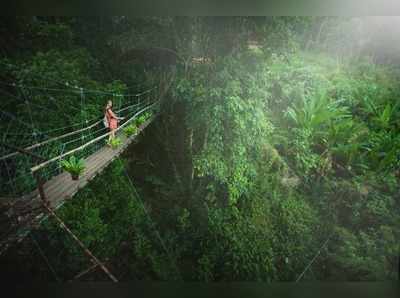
(0, 64, 332, 282)
(0, 70, 170, 280)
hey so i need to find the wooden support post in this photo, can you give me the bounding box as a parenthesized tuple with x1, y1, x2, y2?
(41, 202, 118, 282)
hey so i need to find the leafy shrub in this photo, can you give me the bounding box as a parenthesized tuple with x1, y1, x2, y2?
(123, 124, 138, 137)
(60, 155, 85, 179)
(327, 226, 399, 280)
(135, 112, 152, 126)
(108, 137, 122, 149)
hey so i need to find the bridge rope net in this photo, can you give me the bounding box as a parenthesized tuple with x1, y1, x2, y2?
(0, 86, 158, 196)
(0, 74, 161, 254)
(0, 63, 178, 280)
(0, 67, 166, 280)
(1, 103, 158, 213)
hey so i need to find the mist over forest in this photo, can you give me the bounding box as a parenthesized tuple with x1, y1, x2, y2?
(0, 17, 399, 281)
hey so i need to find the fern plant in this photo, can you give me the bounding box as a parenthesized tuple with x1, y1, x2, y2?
(135, 112, 152, 127)
(123, 124, 138, 137)
(286, 89, 350, 132)
(60, 156, 85, 180)
(372, 102, 399, 129)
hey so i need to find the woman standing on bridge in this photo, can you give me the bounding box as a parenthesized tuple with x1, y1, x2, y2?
(105, 100, 123, 145)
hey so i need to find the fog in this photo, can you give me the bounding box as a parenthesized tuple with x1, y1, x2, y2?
(314, 16, 400, 65)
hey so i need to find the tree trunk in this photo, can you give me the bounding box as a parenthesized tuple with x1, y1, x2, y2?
(186, 127, 194, 195)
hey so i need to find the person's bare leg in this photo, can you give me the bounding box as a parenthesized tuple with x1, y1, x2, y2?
(108, 130, 112, 144)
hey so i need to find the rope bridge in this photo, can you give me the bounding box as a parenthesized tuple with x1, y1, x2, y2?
(0, 75, 163, 280)
(0, 65, 335, 282)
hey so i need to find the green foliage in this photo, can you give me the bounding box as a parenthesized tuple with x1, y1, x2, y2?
(258, 17, 303, 55)
(4, 17, 400, 282)
(175, 55, 275, 205)
(135, 111, 152, 127)
(270, 194, 320, 280)
(286, 88, 350, 133)
(328, 226, 399, 280)
(123, 124, 138, 137)
(108, 137, 122, 149)
(34, 22, 75, 50)
(169, 46, 400, 281)
(197, 205, 277, 281)
(60, 155, 85, 178)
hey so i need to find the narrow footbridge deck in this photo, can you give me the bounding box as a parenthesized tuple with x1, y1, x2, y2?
(29, 117, 153, 210)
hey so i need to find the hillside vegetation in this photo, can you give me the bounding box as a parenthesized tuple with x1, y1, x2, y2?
(0, 17, 398, 281)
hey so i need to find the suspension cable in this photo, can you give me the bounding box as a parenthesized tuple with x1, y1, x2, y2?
(295, 233, 333, 282)
(42, 202, 118, 282)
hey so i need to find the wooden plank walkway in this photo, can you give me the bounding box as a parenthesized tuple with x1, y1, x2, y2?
(0, 117, 154, 254)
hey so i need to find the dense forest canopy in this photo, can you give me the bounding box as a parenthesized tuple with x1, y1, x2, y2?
(0, 16, 399, 281)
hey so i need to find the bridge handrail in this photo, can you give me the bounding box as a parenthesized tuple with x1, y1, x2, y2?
(0, 87, 157, 161)
(30, 100, 158, 173)
(0, 119, 102, 161)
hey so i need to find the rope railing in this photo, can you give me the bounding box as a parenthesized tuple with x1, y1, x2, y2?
(0, 93, 158, 202)
(31, 100, 158, 174)
(0, 87, 157, 161)
(0, 120, 102, 161)
(3, 100, 158, 213)
(0, 77, 181, 281)
(28, 99, 149, 157)
(0, 66, 172, 182)
(0, 76, 156, 144)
